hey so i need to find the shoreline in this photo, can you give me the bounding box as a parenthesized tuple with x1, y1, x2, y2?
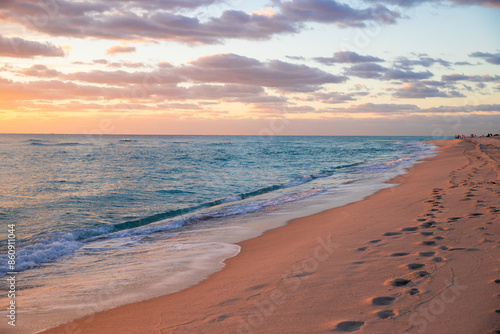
(41, 138, 500, 333)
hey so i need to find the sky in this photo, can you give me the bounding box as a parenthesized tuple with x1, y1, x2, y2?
(0, 0, 499, 136)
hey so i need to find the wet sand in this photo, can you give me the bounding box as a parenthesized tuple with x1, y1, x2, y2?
(41, 138, 500, 334)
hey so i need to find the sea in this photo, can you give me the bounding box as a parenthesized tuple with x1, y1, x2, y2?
(0, 134, 442, 333)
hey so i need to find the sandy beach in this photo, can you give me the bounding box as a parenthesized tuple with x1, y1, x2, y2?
(41, 138, 500, 334)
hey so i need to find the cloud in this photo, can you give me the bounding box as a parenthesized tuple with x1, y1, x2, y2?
(448, 0, 500, 7)
(414, 104, 500, 114)
(19, 64, 62, 78)
(469, 51, 500, 65)
(232, 95, 288, 104)
(0, 0, 400, 44)
(441, 73, 500, 82)
(278, 0, 400, 26)
(186, 84, 265, 100)
(0, 34, 65, 58)
(176, 53, 348, 92)
(454, 61, 475, 66)
(3, 53, 347, 105)
(345, 63, 434, 81)
(286, 55, 306, 61)
(156, 102, 205, 110)
(383, 69, 433, 81)
(367, 0, 500, 8)
(311, 91, 370, 104)
(325, 102, 419, 114)
(307, 102, 500, 116)
(314, 51, 384, 65)
(121, 61, 146, 68)
(106, 45, 136, 55)
(417, 80, 447, 87)
(0, 78, 129, 101)
(65, 69, 181, 86)
(393, 81, 463, 98)
(120, 0, 225, 10)
(393, 56, 451, 70)
(345, 62, 387, 79)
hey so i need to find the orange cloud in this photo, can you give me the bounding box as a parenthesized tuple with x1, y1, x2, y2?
(105, 45, 136, 55)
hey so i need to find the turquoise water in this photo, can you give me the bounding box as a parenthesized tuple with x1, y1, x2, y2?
(0, 134, 440, 333)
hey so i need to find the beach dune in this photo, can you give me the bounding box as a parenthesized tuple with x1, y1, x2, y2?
(42, 138, 500, 334)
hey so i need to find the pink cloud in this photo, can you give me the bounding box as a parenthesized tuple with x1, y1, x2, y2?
(0, 34, 65, 58)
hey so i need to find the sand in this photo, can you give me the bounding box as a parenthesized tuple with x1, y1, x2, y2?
(41, 138, 500, 334)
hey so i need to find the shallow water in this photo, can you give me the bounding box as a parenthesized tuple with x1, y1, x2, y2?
(0, 135, 440, 333)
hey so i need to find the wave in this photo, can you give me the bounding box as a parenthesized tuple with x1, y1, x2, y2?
(362, 157, 414, 172)
(0, 141, 434, 277)
(0, 166, 342, 276)
(29, 142, 89, 147)
(0, 227, 111, 276)
(0, 186, 325, 277)
(106, 188, 326, 239)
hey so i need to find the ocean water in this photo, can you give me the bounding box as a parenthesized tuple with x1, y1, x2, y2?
(0, 134, 440, 333)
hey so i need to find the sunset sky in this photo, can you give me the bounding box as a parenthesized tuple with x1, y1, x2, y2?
(0, 0, 499, 135)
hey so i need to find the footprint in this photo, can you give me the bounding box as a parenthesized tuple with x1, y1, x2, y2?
(376, 310, 396, 319)
(433, 257, 444, 262)
(391, 278, 411, 287)
(469, 213, 483, 217)
(419, 251, 435, 257)
(434, 236, 444, 240)
(414, 271, 430, 277)
(402, 227, 419, 232)
(209, 314, 230, 323)
(357, 247, 368, 252)
(217, 298, 240, 307)
(390, 252, 410, 257)
(246, 284, 268, 291)
(420, 222, 435, 228)
(372, 296, 395, 306)
(422, 241, 436, 246)
(421, 231, 434, 236)
(408, 288, 420, 295)
(407, 263, 425, 270)
(334, 321, 364, 332)
(384, 232, 402, 236)
(293, 272, 312, 278)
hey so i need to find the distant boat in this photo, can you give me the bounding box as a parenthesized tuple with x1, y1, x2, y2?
(121, 139, 131, 142)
